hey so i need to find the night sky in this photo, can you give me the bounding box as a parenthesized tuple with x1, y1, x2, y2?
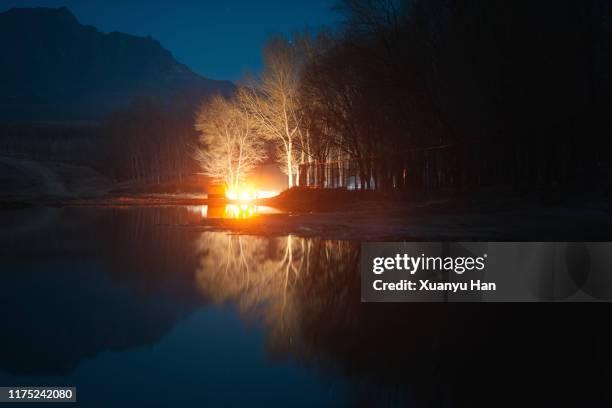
(0, 0, 340, 80)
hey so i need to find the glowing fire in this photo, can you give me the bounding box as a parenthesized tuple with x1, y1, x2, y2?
(225, 185, 256, 202)
(225, 184, 279, 202)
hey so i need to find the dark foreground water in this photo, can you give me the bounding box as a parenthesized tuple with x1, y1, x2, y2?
(1, 206, 611, 407)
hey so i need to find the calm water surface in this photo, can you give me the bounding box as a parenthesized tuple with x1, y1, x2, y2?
(1, 207, 610, 407)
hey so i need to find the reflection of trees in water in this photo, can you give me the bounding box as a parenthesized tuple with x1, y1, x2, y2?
(195, 234, 359, 358)
(195, 233, 612, 406)
(196, 235, 420, 405)
(197, 234, 303, 329)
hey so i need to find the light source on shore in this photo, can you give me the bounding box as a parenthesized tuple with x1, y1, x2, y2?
(225, 184, 256, 202)
(225, 183, 279, 202)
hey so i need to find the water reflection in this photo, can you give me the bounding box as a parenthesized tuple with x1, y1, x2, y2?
(0, 206, 611, 407)
(0, 207, 205, 376)
(191, 224, 612, 406)
(195, 234, 359, 348)
(224, 204, 256, 219)
(186, 204, 281, 219)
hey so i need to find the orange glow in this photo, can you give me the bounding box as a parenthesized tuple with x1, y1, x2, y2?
(188, 204, 282, 220)
(224, 204, 256, 219)
(225, 184, 279, 202)
(225, 184, 256, 202)
(255, 190, 280, 199)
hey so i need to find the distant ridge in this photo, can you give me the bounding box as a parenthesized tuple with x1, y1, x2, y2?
(0, 7, 233, 120)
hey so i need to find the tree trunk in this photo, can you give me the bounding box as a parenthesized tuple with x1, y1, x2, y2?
(287, 141, 294, 188)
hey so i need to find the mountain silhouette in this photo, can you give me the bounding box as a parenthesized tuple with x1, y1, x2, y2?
(0, 7, 233, 120)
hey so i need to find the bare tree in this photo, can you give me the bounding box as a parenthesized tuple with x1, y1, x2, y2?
(239, 37, 305, 188)
(195, 95, 266, 190)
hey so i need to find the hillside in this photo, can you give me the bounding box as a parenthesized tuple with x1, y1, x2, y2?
(0, 7, 233, 120)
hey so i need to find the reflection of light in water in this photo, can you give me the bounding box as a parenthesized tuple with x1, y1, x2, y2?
(225, 204, 256, 219)
(255, 206, 282, 215)
(186, 205, 281, 219)
(186, 205, 208, 218)
(223, 205, 283, 219)
(194, 234, 358, 345)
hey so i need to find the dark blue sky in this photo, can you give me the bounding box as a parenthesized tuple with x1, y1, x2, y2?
(0, 0, 341, 80)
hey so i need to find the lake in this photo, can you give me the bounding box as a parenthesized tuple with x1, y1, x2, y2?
(0, 206, 610, 407)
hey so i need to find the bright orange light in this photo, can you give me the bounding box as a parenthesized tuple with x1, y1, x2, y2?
(225, 184, 278, 202)
(225, 184, 256, 202)
(256, 190, 280, 199)
(224, 204, 256, 219)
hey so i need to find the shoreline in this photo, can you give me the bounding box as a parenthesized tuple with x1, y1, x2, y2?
(2, 189, 612, 241)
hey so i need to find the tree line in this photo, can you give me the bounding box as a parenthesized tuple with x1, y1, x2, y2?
(103, 97, 200, 184)
(197, 0, 612, 195)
